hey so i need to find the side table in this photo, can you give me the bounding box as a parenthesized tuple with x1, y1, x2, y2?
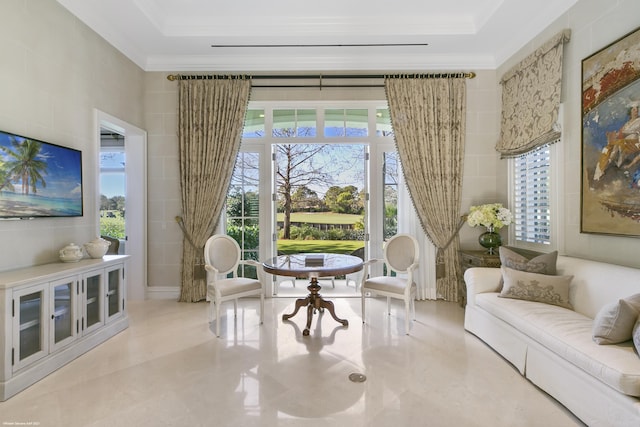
(458, 250, 501, 307)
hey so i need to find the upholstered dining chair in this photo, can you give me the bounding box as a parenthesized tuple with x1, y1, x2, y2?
(360, 233, 419, 335)
(204, 234, 265, 337)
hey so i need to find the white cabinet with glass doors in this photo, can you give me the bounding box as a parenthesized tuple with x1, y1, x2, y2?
(81, 268, 104, 335)
(49, 276, 78, 354)
(11, 284, 49, 371)
(0, 256, 129, 401)
(105, 263, 125, 322)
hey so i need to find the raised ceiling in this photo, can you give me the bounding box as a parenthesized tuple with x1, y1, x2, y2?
(56, 0, 578, 72)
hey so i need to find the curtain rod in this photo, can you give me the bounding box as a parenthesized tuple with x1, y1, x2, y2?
(166, 72, 476, 88)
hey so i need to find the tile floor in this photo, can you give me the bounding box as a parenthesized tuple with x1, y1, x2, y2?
(0, 294, 584, 426)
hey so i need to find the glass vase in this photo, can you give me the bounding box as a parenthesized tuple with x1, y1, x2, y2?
(478, 225, 501, 255)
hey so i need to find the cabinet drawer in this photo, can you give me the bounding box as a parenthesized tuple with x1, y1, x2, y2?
(461, 255, 483, 268)
(459, 251, 501, 269)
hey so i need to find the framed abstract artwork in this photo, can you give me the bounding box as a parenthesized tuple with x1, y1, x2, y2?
(581, 26, 640, 236)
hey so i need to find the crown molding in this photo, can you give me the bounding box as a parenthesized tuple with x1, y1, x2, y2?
(144, 52, 496, 72)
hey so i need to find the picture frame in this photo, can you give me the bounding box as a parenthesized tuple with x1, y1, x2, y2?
(581, 26, 640, 237)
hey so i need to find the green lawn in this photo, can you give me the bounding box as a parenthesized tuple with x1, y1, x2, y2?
(277, 239, 364, 254)
(277, 212, 362, 225)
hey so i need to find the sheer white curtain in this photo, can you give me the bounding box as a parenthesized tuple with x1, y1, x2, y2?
(397, 168, 437, 300)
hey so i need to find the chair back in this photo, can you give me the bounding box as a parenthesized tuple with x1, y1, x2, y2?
(101, 235, 120, 255)
(384, 233, 419, 273)
(204, 234, 241, 276)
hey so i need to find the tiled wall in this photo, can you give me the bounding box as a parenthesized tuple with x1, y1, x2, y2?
(144, 74, 182, 294)
(0, 0, 144, 272)
(459, 70, 501, 246)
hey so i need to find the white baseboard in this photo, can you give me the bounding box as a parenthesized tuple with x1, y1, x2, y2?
(145, 286, 180, 300)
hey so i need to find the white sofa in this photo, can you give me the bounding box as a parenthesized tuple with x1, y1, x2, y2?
(464, 255, 640, 427)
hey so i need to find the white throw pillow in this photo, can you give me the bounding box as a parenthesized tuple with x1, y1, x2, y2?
(499, 266, 573, 309)
(593, 299, 640, 345)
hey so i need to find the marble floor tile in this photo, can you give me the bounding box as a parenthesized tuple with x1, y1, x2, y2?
(0, 296, 584, 426)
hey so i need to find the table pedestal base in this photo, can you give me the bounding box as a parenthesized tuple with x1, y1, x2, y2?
(282, 277, 348, 336)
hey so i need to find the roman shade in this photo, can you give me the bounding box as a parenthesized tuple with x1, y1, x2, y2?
(496, 30, 571, 157)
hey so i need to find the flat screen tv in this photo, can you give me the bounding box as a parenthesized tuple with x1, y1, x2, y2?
(0, 129, 83, 219)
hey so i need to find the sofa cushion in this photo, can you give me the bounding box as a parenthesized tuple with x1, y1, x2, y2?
(593, 299, 640, 345)
(634, 319, 640, 358)
(499, 247, 558, 275)
(625, 293, 640, 311)
(475, 293, 640, 396)
(554, 257, 640, 319)
(499, 266, 573, 309)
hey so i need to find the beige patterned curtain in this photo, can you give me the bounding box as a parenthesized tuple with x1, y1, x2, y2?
(177, 77, 251, 302)
(385, 77, 466, 301)
(497, 30, 571, 157)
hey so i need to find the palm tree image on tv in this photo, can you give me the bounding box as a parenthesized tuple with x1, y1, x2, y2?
(0, 130, 83, 218)
(2, 138, 47, 195)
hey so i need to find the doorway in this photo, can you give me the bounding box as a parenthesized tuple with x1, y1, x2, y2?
(228, 103, 399, 297)
(99, 129, 125, 254)
(271, 142, 367, 297)
(96, 110, 147, 301)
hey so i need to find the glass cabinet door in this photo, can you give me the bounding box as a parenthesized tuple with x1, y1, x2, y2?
(50, 276, 77, 351)
(82, 270, 104, 334)
(13, 285, 49, 371)
(106, 265, 124, 322)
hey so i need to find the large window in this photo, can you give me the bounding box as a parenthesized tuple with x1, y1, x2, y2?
(511, 144, 552, 245)
(225, 151, 261, 278)
(383, 151, 398, 239)
(227, 102, 397, 287)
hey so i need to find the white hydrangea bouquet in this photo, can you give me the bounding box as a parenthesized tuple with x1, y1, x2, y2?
(466, 203, 513, 230)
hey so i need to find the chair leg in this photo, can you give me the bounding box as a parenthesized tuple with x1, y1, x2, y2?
(386, 296, 391, 315)
(215, 300, 221, 337)
(353, 271, 364, 293)
(405, 298, 411, 335)
(260, 292, 264, 325)
(233, 299, 238, 318)
(361, 291, 366, 323)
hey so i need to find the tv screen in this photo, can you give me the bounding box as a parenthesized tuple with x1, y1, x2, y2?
(0, 129, 83, 218)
